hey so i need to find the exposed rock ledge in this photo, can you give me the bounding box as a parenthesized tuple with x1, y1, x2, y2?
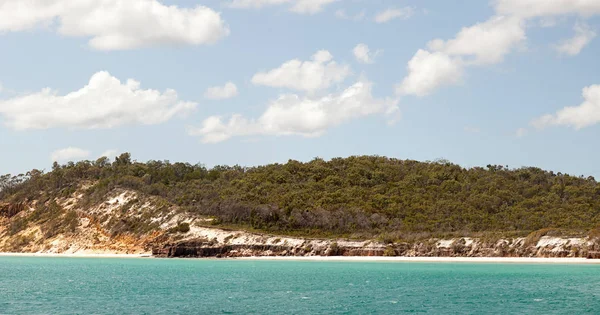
(152, 227, 600, 259)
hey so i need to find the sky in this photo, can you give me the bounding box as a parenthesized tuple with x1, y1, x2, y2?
(0, 0, 599, 178)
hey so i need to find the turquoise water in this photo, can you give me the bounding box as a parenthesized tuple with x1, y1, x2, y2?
(1, 258, 599, 314)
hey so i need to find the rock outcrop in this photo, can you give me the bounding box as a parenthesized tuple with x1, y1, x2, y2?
(152, 239, 386, 258)
(151, 235, 600, 259)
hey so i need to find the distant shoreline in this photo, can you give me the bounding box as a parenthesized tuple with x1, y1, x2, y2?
(231, 256, 600, 264)
(0, 252, 152, 258)
(2, 253, 600, 264)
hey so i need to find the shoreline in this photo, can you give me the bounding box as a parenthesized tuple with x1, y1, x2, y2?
(231, 256, 600, 264)
(0, 252, 152, 258)
(1, 253, 600, 264)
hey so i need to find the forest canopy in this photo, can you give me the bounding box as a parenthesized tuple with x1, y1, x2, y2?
(2, 154, 599, 238)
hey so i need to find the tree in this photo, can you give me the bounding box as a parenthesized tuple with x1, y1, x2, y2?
(114, 153, 132, 166)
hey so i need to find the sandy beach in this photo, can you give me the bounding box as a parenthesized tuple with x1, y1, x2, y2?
(2, 253, 600, 263)
(0, 252, 152, 258)
(233, 256, 600, 264)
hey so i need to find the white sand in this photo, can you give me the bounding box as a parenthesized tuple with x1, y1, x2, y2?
(232, 256, 600, 264)
(1, 253, 599, 263)
(0, 252, 151, 258)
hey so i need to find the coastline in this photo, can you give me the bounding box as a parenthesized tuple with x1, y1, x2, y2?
(232, 256, 600, 264)
(2, 252, 600, 264)
(0, 252, 152, 258)
(230, 256, 600, 265)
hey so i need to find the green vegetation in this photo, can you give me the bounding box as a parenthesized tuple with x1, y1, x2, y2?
(2, 153, 600, 240)
(168, 222, 191, 234)
(5, 199, 81, 239)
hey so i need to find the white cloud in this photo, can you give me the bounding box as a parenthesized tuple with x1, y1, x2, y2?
(427, 16, 526, 65)
(0, 0, 229, 50)
(335, 9, 365, 21)
(226, 0, 337, 14)
(396, 15, 526, 96)
(494, 0, 600, 18)
(554, 22, 596, 55)
(0, 71, 196, 130)
(0, 1, 63, 32)
(227, 0, 290, 9)
(251, 50, 351, 93)
(396, 50, 463, 97)
(532, 84, 600, 130)
(290, 0, 338, 14)
(51, 147, 90, 163)
(395, 0, 600, 97)
(204, 82, 239, 100)
(353, 43, 380, 64)
(188, 80, 400, 143)
(374, 7, 414, 23)
(99, 149, 118, 160)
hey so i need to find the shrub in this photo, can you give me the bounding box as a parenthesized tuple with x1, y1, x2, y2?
(383, 245, 397, 256)
(9, 234, 33, 251)
(588, 227, 600, 240)
(328, 242, 339, 256)
(524, 228, 560, 247)
(64, 210, 79, 233)
(168, 222, 190, 234)
(9, 216, 28, 236)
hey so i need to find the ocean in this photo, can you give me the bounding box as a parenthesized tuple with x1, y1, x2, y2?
(1, 257, 599, 314)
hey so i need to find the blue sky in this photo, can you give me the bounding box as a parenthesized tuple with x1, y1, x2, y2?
(0, 0, 599, 178)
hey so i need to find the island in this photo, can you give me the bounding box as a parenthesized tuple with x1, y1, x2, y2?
(1, 153, 599, 259)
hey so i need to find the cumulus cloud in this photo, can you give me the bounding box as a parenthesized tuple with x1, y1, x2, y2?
(251, 50, 351, 93)
(353, 44, 380, 64)
(396, 50, 463, 97)
(532, 84, 600, 130)
(226, 0, 289, 9)
(0, 71, 196, 130)
(204, 82, 239, 100)
(397, 15, 525, 96)
(396, 0, 600, 97)
(335, 9, 365, 21)
(51, 147, 90, 163)
(494, 0, 600, 18)
(374, 7, 414, 23)
(0, 0, 229, 50)
(188, 80, 400, 143)
(427, 16, 526, 65)
(554, 22, 596, 56)
(226, 0, 337, 14)
(0, 1, 63, 32)
(290, 0, 338, 14)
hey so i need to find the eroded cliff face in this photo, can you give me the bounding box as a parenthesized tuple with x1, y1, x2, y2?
(0, 188, 177, 254)
(2, 186, 600, 259)
(152, 239, 387, 258)
(151, 230, 600, 259)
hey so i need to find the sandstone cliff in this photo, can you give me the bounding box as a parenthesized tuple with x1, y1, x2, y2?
(151, 229, 600, 259)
